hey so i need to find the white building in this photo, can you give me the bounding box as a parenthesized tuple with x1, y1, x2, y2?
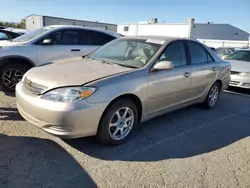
(118, 18, 250, 41)
(25, 14, 117, 32)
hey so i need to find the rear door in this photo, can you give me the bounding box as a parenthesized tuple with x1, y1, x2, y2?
(79, 29, 116, 56)
(187, 41, 217, 100)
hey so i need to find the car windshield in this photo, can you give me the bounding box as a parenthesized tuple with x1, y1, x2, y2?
(12, 27, 53, 42)
(225, 50, 250, 62)
(88, 38, 163, 68)
(216, 48, 235, 56)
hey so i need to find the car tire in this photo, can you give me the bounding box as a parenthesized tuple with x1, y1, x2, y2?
(203, 81, 221, 109)
(97, 99, 138, 145)
(0, 64, 29, 92)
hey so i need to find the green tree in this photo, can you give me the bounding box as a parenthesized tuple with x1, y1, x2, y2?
(0, 19, 26, 29)
(17, 19, 26, 29)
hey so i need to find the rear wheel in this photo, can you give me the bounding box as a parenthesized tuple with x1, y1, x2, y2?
(203, 81, 221, 109)
(97, 99, 138, 145)
(0, 64, 29, 92)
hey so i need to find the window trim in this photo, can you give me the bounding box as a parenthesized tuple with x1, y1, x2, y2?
(186, 40, 215, 65)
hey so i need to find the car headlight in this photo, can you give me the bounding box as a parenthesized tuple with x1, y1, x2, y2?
(239, 72, 250, 77)
(41, 87, 97, 102)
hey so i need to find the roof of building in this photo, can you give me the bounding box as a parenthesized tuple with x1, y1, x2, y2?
(25, 14, 117, 26)
(119, 22, 249, 36)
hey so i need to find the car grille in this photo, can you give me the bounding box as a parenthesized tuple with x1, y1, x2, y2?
(230, 71, 240, 75)
(24, 77, 47, 95)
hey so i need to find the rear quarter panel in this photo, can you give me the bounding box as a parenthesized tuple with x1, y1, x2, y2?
(216, 60, 231, 90)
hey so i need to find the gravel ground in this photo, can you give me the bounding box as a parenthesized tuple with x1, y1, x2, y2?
(1, 88, 250, 188)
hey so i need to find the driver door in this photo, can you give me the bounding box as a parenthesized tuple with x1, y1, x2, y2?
(35, 29, 83, 66)
(146, 41, 191, 116)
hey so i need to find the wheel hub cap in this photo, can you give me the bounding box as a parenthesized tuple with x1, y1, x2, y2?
(108, 107, 135, 140)
(2, 69, 23, 89)
(209, 85, 219, 106)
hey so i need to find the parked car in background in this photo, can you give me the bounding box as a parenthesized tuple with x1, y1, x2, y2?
(16, 36, 231, 145)
(3, 27, 27, 35)
(0, 25, 121, 91)
(0, 29, 21, 41)
(216, 47, 236, 58)
(210, 47, 216, 52)
(225, 48, 250, 89)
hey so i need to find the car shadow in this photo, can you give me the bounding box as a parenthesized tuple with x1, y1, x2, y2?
(67, 102, 250, 162)
(0, 107, 24, 121)
(3, 92, 16, 97)
(227, 86, 250, 96)
(0, 134, 97, 188)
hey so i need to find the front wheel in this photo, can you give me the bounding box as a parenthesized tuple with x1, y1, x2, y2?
(97, 99, 138, 145)
(203, 81, 221, 109)
(0, 64, 29, 92)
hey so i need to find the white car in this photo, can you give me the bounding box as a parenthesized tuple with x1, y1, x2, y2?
(0, 25, 121, 92)
(225, 48, 250, 89)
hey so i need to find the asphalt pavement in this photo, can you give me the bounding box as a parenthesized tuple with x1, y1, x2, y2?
(1, 88, 250, 188)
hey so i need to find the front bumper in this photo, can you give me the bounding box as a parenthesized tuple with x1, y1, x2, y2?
(229, 75, 250, 89)
(16, 82, 109, 139)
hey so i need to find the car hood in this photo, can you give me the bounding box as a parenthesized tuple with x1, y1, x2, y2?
(24, 57, 133, 90)
(228, 60, 250, 72)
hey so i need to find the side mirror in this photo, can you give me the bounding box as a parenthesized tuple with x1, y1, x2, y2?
(153, 61, 174, 70)
(41, 38, 53, 45)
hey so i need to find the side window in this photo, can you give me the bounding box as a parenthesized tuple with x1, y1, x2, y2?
(80, 30, 115, 46)
(0, 32, 9, 40)
(12, 33, 20, 39)
(188, 41, 209, 64)
(44, 31, 62, 45)
(159, 41, 187, 67)
(207, 53, 214, 62)
(61, 30, 80, 45)
(40, 30, 81, 45)
(124, 26, 129, 32)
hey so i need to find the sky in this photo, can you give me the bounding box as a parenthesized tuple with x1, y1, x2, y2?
(1, 0, 250, 32)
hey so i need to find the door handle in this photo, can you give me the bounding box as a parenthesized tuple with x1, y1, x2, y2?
(71, 49, 80, 52)
(183, 72, 191, 77)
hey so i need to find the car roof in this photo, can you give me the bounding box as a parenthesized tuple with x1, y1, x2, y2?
(0, 29, 21, 35)
(121, 35, 202, 43)
(44, 25, 121, 38)
(236, 48, 250, 51)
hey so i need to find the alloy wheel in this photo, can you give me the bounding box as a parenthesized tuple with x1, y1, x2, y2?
(208, 85, 219, 107)
(2, 69, 23, 89)
(108, 107, 135, 140)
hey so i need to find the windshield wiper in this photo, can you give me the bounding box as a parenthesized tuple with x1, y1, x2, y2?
(82, 55, 90, 59)
(100, 59, 114, 65)
(88, 57, 114, 65)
